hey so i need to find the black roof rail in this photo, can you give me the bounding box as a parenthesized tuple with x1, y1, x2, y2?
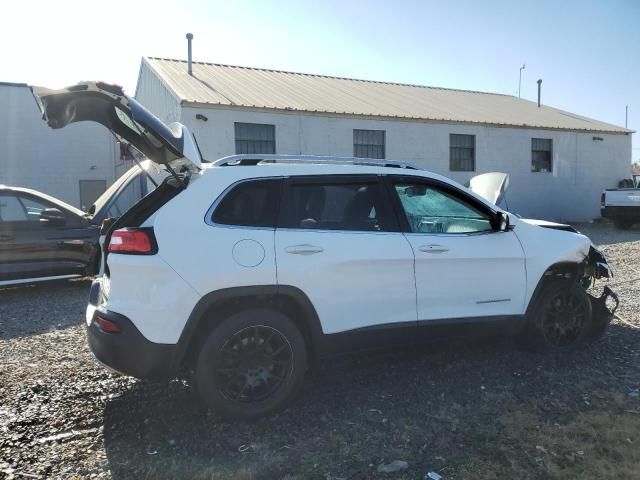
(211, 154, 422, 170)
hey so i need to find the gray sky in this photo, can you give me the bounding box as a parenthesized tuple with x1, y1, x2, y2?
(2, 0, 637, 160)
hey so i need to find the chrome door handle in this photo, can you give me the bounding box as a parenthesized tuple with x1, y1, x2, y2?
(419, 244, 449, 253)
(285, 244, 324, 255)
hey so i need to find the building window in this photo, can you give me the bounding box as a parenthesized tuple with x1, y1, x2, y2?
(531, 138, 552, 172)
(353, 129, 385, 159)
(449, 134, 475, 171)
(234, 122, 276, 154)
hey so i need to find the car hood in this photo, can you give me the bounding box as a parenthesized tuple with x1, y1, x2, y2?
(467, 172, 509, 206)
(466, 173, 580, 233)
(31, 82, 201, 175)
(519, 218, 578, 233)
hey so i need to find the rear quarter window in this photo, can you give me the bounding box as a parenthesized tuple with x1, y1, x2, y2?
(211, 179, 281, 228)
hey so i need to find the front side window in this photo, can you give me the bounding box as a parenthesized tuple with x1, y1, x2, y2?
(394, 182, 492, 234)
(353, 129, 385, 159)
(212, 179, 281, 228)
(282, 180, 389, 232)
(19, 196, 52, 221)
(532, 138, 552, 172)
(450, 134, 475, 171)
(235, 122, 276, 154)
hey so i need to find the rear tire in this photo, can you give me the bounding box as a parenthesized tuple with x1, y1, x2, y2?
(195, 308, 307, 420)
(521, 279, 592, 352)
(613, 219, 633, 230)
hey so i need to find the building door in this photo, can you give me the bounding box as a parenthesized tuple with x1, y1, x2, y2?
(79, 180, 107, 212)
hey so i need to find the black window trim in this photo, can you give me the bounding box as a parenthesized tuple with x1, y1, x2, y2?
(205, 177, 284, 230)
(277, 174, 401, 233)
(382, 174, 500, 235)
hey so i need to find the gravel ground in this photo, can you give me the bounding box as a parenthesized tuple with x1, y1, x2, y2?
(1, 222, 639, 479)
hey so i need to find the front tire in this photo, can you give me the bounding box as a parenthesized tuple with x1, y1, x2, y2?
(522, 279, 593, 352)
(195, 308, 308, 420)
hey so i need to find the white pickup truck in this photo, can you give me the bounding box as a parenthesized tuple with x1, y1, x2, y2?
(601, 175, 640, 229)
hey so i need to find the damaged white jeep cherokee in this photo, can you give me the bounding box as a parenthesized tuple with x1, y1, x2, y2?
(33, 82, 618, 419)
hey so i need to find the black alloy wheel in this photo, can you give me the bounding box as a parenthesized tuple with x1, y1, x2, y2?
(522, 279, 593, 352)
(215, 325, 293, 403)
(540, 290, 589, 347)
(195, 308, 307, 420)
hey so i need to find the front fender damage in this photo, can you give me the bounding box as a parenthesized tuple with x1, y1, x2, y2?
(583, 245, 619, 340)
(586, 245, 613, 280)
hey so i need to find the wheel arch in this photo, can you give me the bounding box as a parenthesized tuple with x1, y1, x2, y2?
(171, 285, 326, 373)
(525, 261, 586, 316)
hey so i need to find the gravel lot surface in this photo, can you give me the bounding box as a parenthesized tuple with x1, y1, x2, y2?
(1, 222, 639, 479)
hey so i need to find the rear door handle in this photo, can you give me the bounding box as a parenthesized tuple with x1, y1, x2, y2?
(285, 244, 324, 255)
(419, 244, 449, 253)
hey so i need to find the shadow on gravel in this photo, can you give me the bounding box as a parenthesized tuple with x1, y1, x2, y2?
(0, 278, 91, 340)
(101, 322, 640, 479)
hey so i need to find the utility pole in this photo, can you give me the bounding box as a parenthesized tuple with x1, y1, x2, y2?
(518, 64, 526, 98)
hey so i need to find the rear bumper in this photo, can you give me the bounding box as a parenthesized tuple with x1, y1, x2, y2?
(601, 206, 640, 219)
(86, 279, 178, 380)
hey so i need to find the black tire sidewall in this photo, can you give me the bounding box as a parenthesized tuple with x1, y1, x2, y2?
(195, 308, 308, 420)
(524, 279, 593, 352)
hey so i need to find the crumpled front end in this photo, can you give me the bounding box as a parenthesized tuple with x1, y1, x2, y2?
(582, 245, 619, 340)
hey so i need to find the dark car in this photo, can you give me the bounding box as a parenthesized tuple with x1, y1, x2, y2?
(0, 185, 100, 285)
(0, 163, 163, 286)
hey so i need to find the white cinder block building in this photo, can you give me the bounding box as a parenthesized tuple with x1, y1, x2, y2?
(135, 57, 633, 221)
(0, 82, 128, 210)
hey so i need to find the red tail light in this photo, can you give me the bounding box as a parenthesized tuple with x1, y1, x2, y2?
(95, 315, 121, 333)
(600, 192, 605, 207)
(108, 228, 156, 254)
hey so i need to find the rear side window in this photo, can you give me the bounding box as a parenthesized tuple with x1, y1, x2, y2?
(106, 174, 145, 218)
(0, 194, 27, 221)
(212, 179, 281, 228)
(281, 180, 390, 232)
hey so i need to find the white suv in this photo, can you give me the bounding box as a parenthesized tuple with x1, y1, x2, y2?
(33, 83, 618, 419)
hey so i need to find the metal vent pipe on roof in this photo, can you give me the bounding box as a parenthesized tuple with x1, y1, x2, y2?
(186, 33, 194, 75)
(537, 79, 542, 107)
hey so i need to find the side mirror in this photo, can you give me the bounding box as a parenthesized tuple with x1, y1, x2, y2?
(40, 208, 66, 226)
(405, 185, 427, 197)
(495, 211, 510, 231)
